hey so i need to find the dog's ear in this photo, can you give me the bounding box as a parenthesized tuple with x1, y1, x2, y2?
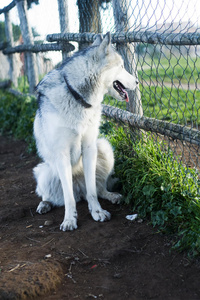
(98, 32, 111, 55)
(92, 34, 103, 46)
(102, 32, 111, 47)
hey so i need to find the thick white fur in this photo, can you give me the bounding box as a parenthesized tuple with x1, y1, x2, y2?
(33, 33, 137, 231)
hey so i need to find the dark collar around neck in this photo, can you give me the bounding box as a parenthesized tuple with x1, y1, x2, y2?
(63, 76, 92, 109)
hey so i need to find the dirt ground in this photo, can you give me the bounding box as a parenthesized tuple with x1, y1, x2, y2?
(0, 135, 200, 300)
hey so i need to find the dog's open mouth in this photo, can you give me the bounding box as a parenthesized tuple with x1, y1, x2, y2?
(113, 80, 129, 102)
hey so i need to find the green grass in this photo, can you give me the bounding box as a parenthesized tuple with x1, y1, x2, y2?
(17, 74, 45, 94)
(17, 76, 30, 94)
(106, 125, 200, 256)
(137, 56, 200, 85)
(141, 85, 200, 124)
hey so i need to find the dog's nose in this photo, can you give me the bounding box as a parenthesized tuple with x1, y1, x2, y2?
(136, 81, 139, 85)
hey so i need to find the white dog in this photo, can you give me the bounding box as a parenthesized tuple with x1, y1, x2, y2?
(33, 32, 137, 231)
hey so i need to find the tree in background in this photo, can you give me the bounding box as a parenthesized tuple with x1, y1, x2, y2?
(77, 0, 111, 49)
(0, 21, 21, 42)
(27, 0, 39, 9)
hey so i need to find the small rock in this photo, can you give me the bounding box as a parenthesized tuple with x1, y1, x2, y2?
(44, 220, 53, 226)
(137, 218, 143, 223)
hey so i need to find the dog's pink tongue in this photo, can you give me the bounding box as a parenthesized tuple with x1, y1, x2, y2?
(124, 90, 129, 102)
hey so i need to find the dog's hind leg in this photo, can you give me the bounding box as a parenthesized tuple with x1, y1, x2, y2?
(96, 169, 122, 204)
(36, 200, 52, 214)
(96, 138, 122, 204)
(33, 162, 64, 214)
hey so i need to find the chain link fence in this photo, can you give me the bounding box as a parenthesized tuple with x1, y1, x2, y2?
(97, 0, 200, 176)
(0, 0, 200, 185)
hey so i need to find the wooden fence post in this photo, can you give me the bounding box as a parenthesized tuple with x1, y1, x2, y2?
(57, 0, 70, 60)
(112, 0, 143, 116)
(4, 11, 18, 87)
(16, 0, 38, 93)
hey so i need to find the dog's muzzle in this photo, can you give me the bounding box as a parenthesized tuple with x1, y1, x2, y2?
(113, 80, 129, 102)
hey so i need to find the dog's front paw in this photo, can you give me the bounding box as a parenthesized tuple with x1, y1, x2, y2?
(91, 209, 111, 222)
(60, 216, 77, 231)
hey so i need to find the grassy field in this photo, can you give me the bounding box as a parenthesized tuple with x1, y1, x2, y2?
(141, 85, 200, 124)
(137, 55, 200, 85)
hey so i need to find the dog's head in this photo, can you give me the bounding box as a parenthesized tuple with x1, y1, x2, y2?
(92, 32, 138, 102)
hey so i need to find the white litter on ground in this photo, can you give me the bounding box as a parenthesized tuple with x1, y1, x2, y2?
(126, 214, 138, 221)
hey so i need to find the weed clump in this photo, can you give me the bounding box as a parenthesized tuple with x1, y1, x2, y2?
(108, 125, 200, 256)
(0, 90, 37, 152)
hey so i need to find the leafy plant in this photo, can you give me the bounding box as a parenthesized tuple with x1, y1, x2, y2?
(0, 90, 37, 152)
(108, 125, 200, 256)
(0, 21, 21, 42)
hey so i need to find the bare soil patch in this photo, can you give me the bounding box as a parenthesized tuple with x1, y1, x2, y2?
(0, 135, 200, 300)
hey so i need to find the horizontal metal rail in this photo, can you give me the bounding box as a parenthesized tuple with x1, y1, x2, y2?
(102, 105, 200, 146)
(47, 31, 200, 46)
(3, 42, 75, 54)
(0, 0, 22, 14)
